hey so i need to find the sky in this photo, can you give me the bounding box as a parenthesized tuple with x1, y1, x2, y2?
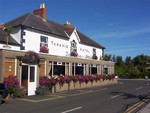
(0, 0, 150, 60)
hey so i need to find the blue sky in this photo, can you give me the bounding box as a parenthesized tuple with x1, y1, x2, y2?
(0, 0, 150, 60)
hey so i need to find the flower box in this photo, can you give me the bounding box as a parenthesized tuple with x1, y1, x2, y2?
(40, 46, 49, 53)
(71, 51, 78, 57)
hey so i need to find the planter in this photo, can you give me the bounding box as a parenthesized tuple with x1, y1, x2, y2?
(54, 79, 118, 93)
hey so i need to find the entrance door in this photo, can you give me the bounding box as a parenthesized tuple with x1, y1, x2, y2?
(21, 64, 37, 96)
(28, 65, 37, 96)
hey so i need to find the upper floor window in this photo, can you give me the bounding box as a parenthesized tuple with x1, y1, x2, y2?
(40, 36, 49, 53)
(93, 48, 96, 55)
(92, 48, 97, 60)
(70, 40, 77, 51)
(70, 40, 78, 57)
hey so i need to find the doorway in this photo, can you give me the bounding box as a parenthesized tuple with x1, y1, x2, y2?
(21, 64, 37, 96)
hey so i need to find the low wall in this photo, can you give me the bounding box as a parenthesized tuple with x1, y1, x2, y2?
(52, 79, 118, 93)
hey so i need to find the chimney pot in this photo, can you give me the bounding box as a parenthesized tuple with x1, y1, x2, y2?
(66, 21, 71, 25)
(40, 3, 45, 8)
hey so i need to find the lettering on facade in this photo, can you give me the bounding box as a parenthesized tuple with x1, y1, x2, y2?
(80, 48, 90, 53)
(51, 41, 68, 48)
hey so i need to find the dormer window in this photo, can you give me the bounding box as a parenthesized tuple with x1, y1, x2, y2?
(70, 40, 78, 57)
(71, 40, 77, 51)
(92, 48, 97, 60)
(93, 48, 96, 55)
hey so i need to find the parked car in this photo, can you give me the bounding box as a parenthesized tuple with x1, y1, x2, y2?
(0, 83, 9, 104)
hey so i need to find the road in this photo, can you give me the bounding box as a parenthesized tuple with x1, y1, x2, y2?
(0, 79, 150, 113)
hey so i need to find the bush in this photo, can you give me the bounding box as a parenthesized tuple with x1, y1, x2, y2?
(3, 76, 19, 94)
(13, 87, 26, 98)
(35, 86, 47, 95)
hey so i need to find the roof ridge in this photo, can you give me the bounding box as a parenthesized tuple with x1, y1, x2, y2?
(4, 13, 30, 27)
(77, 30, 105, 49)
(22, 13, 32, 25)
(3, 13, 105, 49)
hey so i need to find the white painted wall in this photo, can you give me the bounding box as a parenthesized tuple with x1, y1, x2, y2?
(69, 29, 103, 60)
(23, 29, 69, 56)
(5, 28, 103, 60)
(0, 44, 20, 50)
(23, 29, 40, 52)
(49, 36, 69, 56)
(11, 27, 21, 44)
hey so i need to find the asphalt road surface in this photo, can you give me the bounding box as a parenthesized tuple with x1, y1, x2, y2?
(0, 79, 150, 113)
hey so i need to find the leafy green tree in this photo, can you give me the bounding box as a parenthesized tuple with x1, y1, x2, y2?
(116, 56, 124, 66)
(4, 27, 13, 47)
(112, 55, 116, 62)
(104, 54, 112, 61)
(127, 65, 141, 78)
(115, 54, 150, 79)
(125, 56, 132, 65)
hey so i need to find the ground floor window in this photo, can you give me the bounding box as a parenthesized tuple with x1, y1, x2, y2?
(72, 63, 83, 75)
(48, 61, 112, 76)
(91, 65, 97, 74)
(103, 68, 108, 74)
(49, 62, 65, 75)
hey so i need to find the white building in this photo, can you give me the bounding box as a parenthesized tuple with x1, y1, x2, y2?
(0, 4, 115, 95)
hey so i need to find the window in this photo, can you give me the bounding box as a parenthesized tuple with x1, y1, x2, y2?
(70, 40, 78, 57)
(40, 36, 49, 53)
(30, 67, 35, 82)
(93, 48, 96, 55)
(70, 40, 77, 51)
(92, 48, 97, 60)
(41, 36, 48, 43)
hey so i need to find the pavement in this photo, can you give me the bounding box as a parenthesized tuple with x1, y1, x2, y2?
(136, 94, 150, 113)
(1, 80, 150, 113)
(136, 83, 150, 113)
(137, 102, 150, 113)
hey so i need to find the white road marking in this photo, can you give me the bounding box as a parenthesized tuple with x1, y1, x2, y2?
(111, 93, 124, 99)
(61, 107, 82, 113)
(136, 87, 143, 90)
(70, 88, 108, 96)
(19, 95, 65, 102)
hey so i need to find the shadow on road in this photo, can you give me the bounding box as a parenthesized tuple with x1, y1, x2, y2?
(110, 91, 137, 99)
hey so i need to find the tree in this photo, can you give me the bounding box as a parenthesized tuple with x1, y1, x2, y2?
(125, 56, 132, 65)
(116, 56, 124, 66)
(115, 54, 150, 79)
(3, 27, 13, 48)
(104, 54, 112, 61)
(112, 55, 116, 62)
(132, 54, 150, 66)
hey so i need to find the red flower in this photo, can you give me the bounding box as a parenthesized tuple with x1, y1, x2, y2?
(40, 46, 49, 53)
(71, 51, 78, 57)
(25, 51, 39, 59)
(92, 55, 98, 60)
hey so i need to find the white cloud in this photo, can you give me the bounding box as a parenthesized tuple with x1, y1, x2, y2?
(106, 47, 150, 54)
(94, 27, 150, 39)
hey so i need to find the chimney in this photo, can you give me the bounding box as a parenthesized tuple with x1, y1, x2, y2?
(64, 20, 74, 30)
(33, 3, 46, 21)
(0, 24, 4, 29)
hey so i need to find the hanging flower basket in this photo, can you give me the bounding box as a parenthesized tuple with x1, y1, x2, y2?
(24, 51, 40, 64)
(25, 51, 39, 60)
